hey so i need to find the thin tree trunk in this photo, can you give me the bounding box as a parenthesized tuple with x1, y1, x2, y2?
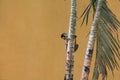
(64, 0, 77, 80)
(80, 0, 104, 80)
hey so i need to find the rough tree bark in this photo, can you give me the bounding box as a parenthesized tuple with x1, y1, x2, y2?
(80, 0, 104, 80)
(63, 0, 77, 80)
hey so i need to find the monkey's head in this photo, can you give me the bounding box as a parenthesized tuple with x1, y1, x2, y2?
(61, 33, 68, 40)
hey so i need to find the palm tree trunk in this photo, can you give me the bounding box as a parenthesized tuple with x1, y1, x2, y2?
(64, 0, 77, 80)
(80, 0, 104, 80)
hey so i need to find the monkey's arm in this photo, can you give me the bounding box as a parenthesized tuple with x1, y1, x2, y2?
(61, 33, 78, 52)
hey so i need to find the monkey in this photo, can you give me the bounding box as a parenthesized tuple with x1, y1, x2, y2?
(61, 33, 78, 53)
(61, 33, 68, 40)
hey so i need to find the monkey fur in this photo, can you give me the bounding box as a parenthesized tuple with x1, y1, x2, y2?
(61, 33, 78, 52)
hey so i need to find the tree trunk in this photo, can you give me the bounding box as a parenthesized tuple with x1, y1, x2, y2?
(64, 0, 77, 80)
(80, 0, 104, 80)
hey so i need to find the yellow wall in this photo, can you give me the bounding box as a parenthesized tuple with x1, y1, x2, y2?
(0, 0, 119, 80)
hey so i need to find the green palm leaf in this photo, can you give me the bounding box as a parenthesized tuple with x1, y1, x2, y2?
(81, 0, 120, 79)
(80, 0, 97, 25)
(93, 1, 120, 80)
(93, 20, 120, 79)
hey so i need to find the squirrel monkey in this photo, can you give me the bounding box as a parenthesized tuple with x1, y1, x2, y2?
(61, 33, 78, 52)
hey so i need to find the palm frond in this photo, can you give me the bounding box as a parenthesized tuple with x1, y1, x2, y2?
(80, 0, 97, 25)
(101, 1, 120, 31)
(92, 0, 120, 79)
(93, 20, 120, 79)
(80, 0, 120, 79)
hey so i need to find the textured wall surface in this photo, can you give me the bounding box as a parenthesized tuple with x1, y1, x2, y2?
(0, 0, 119, 80)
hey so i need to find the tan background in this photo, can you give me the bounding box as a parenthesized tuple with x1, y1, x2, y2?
(0, 0, 119, 80)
